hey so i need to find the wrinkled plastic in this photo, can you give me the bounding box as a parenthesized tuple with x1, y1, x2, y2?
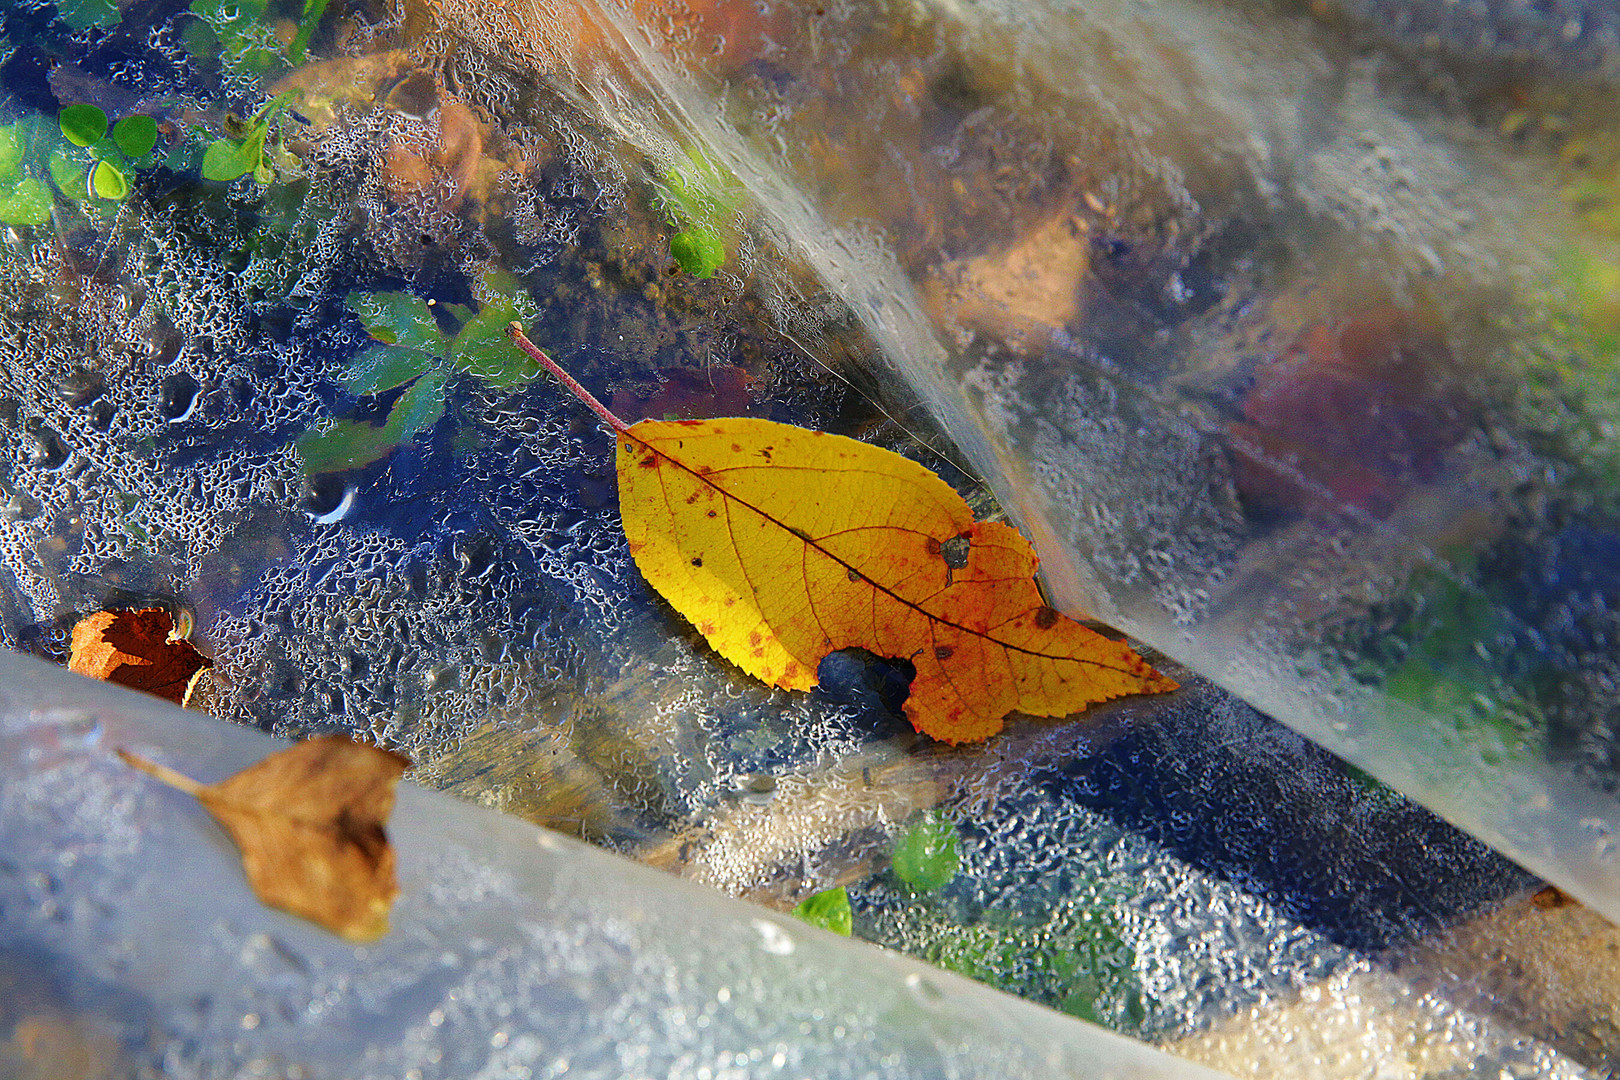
(1, 0, 1619, 1072)
(0, 652, 1233, 1080)
(421, 0, 1620, 921)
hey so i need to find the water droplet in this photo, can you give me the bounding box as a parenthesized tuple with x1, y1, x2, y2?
(751, 918, 796, 955)
(159, 372, 201, 422)
(741, 772, 776, 805)
(904, 971, 946, 1003)
(57, 368, 105, 408)
(2, 490, 42, 521)
(27, 710, 101, 745)
(301, 475, 355, 524)
(454, 534, 497, 579)
(26, 422, 70, 470)
(426, 663, 460, 692)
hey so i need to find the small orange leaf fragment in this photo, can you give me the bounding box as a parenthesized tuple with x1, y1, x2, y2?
(68, 608, 210, 706)
(616, 417, 1178, 743)
(117, 736, 410, 942)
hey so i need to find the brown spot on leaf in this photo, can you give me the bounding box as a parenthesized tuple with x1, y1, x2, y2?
(847, 567, 862, 582)
(1033, 605, 1060, 629)
(925, 537, 942, 556)
(691, 556, 703, 567)
(934, 645, 954, 660)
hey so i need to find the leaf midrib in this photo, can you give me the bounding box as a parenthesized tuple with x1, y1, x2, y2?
(628, 426, 1145, 675)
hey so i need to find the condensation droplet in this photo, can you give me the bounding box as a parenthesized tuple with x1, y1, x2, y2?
(752, 918, 796, 955)
(159, 372, 202, 422)
(27, 423, 70, 470)
(3, 490, 42, 521)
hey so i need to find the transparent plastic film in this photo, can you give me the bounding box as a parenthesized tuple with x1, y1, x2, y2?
(410, 0, 1620, 920)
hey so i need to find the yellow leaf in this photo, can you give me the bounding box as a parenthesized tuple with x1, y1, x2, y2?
(117, 736, 410, 941)
(616, 417, 1176, 742)
(507, 324, 1176, 744)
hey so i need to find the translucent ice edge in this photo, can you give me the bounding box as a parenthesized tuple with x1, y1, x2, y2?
(0, 652, 1234, 1080)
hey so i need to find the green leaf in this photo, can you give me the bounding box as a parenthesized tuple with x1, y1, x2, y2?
(89, 158, 128, 200)
(288, 0, 330, 63)
(48, 149, 91, 201)
(791, 886, 853, 936)
(449, 298, 539, 389)
(249, 91, 299, 127)
(658, 144, 742, 229)
(57, 0, 121, 30)
(892, 811, 959, 892)
(346, 291, 447, 354)
(295, 418, 404, 475)
(438, 301, 474, 325)
(0, 128, 24, 179)
(0, 178, 51, 226)
(59, 104, 108, 148)
(670, 226, 726, 278)
(190, 0, 269, 25)
(388, 369, 447, 437)
(201, 138, 250, 182)
(112, 115, 159, 159)
(201, 121, 269, 183)
(341, 344, 439, 396)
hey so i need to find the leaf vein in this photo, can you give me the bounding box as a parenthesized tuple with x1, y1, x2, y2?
(632, 430, 1145, 675)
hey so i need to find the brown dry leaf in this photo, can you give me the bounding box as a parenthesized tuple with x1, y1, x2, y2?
(926, 210, 1090, 349)
(1, 1014, 123, 1080)
(68, 608, 210, 706)
(117, 736, 411, 942)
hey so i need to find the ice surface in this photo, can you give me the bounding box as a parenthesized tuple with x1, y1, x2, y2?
(0, 652, 1234, 1080)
